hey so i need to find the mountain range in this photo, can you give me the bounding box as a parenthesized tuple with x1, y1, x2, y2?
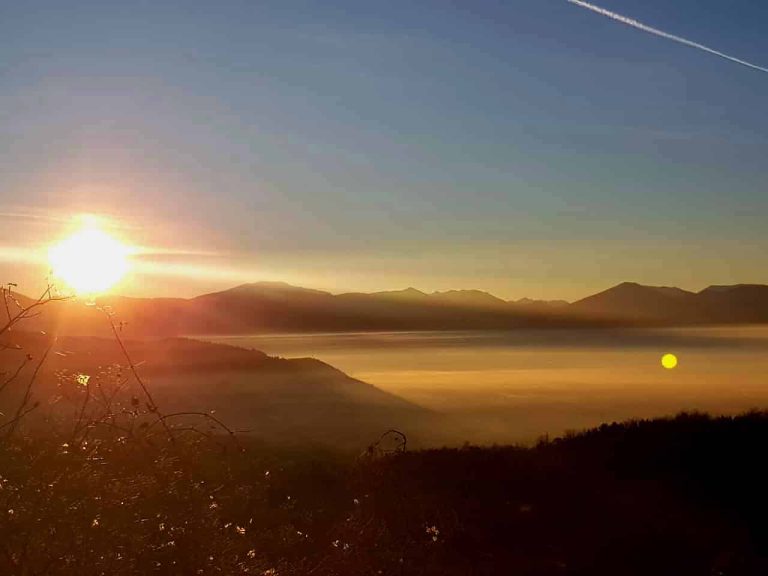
(12, 280, 768, 337)
(569, 282, 768, 324)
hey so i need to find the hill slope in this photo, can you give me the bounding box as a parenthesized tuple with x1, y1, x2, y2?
(0, 332, 428, 447)
(1, 411, 766, 575)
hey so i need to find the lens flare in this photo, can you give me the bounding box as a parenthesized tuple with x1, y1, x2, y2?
(49, 227, 131, 295)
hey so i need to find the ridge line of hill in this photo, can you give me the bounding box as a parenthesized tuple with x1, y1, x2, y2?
(10, 280, 768, 336)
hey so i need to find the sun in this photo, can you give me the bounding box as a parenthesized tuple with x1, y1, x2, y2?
(49, 227, 131, 295)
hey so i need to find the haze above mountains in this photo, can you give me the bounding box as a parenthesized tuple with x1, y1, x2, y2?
(14, 280, 768, 337)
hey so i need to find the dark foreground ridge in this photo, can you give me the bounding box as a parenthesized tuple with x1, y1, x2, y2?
(1, 411, 766, 575)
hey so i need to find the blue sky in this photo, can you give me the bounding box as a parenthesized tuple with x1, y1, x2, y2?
(1, 0, 767, 299)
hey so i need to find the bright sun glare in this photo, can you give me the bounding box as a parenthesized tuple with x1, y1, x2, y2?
(49, 227, 131, 295)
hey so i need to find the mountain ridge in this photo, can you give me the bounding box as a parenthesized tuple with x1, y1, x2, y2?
(10, 280, 768, 336)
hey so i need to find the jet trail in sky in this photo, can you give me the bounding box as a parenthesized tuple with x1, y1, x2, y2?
(567, 0, 768, 75)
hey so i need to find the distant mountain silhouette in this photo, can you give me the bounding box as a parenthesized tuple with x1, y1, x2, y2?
(12, 280, 768, 336)
(696, 284, 768, 323)
(512, 297, 570, 309)
(571, 281, 768, 324)
(430, 289, 507, 308)
(365, 287, 430, 300)
(358, 288, 506, 307)
(570, 282, 701, 323)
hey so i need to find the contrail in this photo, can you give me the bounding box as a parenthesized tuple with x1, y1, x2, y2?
(567, 0, 768, 75)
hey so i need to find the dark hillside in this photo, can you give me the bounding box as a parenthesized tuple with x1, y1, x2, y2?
(1, 412, 766, 575)
(352, 411, 768, 575)
(0, 332, 428, 449)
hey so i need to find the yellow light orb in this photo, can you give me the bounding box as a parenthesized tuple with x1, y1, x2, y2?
(49, 227, 131, 295)
(661, 353, 678, 370)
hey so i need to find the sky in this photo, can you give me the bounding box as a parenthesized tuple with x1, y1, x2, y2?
(1, 0, 767, 301)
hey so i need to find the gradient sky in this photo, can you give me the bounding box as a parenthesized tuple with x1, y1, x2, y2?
(1, 0, 767, 300)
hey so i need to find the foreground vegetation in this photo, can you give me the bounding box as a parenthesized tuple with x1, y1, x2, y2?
(1, 286, 766, 574)
(0, 411, 766, 575)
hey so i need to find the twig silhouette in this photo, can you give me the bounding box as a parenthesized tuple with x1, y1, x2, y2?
(99, 305, 175, 441)
(3, 342, 53, 437)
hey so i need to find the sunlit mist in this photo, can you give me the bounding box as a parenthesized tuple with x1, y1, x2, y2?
(48, 226, 131, 295)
